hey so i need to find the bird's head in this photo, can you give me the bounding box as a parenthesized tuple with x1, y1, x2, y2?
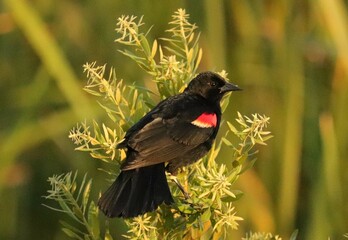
(185, 72, 241, 102)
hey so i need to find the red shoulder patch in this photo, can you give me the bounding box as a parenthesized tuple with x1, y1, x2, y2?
(191, 112, 217, 128)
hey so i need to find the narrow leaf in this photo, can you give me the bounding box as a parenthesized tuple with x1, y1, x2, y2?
(151, 39, 158, 59)
(62, 228, 84, 240)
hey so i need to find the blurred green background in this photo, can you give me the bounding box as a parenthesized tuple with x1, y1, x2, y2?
(1, 0, 347, 239)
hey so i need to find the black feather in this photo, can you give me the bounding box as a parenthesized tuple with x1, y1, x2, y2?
(98, 164, 173, 218)
(98, 71, 240, 218)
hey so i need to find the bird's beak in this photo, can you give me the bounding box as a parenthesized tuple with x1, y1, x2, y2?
(220, 82, 242, 93)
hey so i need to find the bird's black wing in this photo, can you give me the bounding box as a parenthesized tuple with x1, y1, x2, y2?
(116, 102, 162, 149)
(119, 94, 219, 170)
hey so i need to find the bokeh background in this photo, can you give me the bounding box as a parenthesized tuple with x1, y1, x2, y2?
(1, 0, 347, 239)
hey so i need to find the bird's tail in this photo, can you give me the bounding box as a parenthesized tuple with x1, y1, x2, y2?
(98, 163, 174, 218)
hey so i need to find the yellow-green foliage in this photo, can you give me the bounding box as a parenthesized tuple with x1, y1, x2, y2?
(45, 9, 272, 240)
(2, 1, 348, 239)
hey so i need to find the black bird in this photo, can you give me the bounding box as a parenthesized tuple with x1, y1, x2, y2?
(98, 71, 241, 218)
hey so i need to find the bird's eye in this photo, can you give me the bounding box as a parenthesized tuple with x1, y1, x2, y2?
(210, 81, 216, 86)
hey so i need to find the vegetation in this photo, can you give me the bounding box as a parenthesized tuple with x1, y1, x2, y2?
(1, 0, 348, 239)
(46, 10, 271, 239)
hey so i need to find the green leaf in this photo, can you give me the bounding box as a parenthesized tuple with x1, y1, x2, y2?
(201, 208, 211, 222)
(58, 200, 80, 223)
(73, 206, 84, 221)
(77, 173, 88, 203)
(177, 203, 195, 214)
(151, 39, 158, 59)
(162, 46, 185, 59)
(194, 48, 202, 72)
(139, 34, 151, 56)
(261, 134, 274, 142)
(290, 230, 299, 240)
(62, 227, 84, 240)
(82, 179, 92, 213)
(118, 49, 146, 62)
(227, 121, 238, 134)
(221, 137, 233, 147)
(104, 228, 114, 240)
(88, 201, 100, 238)
(239, 158, 257, 175)
(221, 190, 244, 202)
(60, 220, 85, 236)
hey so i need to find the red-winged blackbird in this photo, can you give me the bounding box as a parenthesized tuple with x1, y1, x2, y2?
(98, 71, 241, 218)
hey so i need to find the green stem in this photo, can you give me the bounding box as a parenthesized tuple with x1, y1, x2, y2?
(61, 184, 98, 240)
